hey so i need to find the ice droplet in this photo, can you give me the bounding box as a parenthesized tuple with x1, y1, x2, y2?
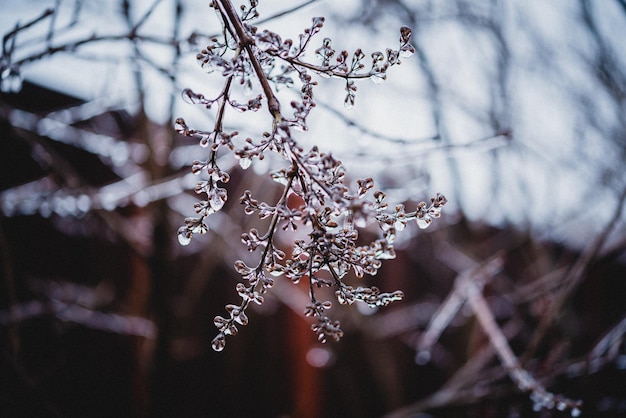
(199, 134, 210, 148)
(177, 227, 192, 246)
(371, 73, 386, 84)
(211, 333, 226, 352)
(416, 216, 432, 229)
(400, 45, 415, 58)
(209, 187, 227, 211)
(344, 95, 355, 110)
(239, 157, 252, 170)
(200, 60, 215, 74)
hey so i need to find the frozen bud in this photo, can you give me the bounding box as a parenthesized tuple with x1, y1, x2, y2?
(209, 187, 227, 211)
(233, 310, 249, 326)
(416, 215, 432, 229)
(211, 333, 226, 352)
(399, 27, 415, 58)
(262, 277, 275, 290)
(177, 226, 192, 246)
(214, 315, 228, 328)
(311, 16, 325, 29)
(191, 160, 207, 174)
(432, 193, 448, 207)
(175, 118, 194, 136)
(223, 323, 238, 336)
(181, 88, 204, 104)
(234, 260, 252, 275)
(394, 219, 406, 231)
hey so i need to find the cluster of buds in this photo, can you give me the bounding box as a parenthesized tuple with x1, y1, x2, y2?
(176, 0, 446, 351)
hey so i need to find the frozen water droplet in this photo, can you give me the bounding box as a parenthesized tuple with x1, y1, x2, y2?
(269, 269, 283, 277)
(211, 333, 226, 352)
(371, 73, 386, 84)
(181, 89, 204, 104)
(415, 350, 431, 365)
(416, 216, 432, 229)
(239, 157, 252, 170)
(271, 171, 288, 185)
(213, 316, 227, 328)
(177, 227, 192, 246)
(210, 191, 226, 212)
(400, 45, 415, 58)
(344, 95, 355, 110)
(197, 134, 210, 148)
(571, 408, 581, 417)
(201, 60, 215, 74)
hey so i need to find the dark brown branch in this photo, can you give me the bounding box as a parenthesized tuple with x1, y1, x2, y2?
(216, 0, 281, 119)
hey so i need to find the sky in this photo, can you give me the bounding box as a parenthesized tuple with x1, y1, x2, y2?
(1, 0, 625, 252)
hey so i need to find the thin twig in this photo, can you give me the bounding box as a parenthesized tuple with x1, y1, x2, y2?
(416, 250, 503, 362)
(216, 0, 281, 118)
(466, 276, 582, 414)
(2, 7, 54, 57)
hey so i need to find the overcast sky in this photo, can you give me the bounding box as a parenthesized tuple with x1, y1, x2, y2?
(2, 0, 625, 251)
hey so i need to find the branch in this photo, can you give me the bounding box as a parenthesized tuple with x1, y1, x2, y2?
(2, 7, 54, 57)
(215, 0, 281, 118)
(465, 275, 582, 415)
